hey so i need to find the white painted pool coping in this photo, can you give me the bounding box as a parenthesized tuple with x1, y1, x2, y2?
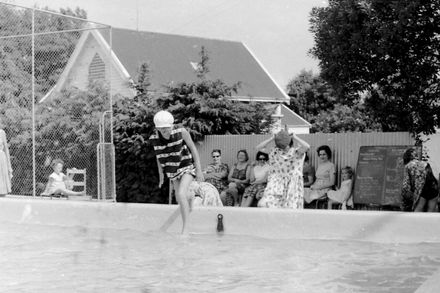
(1, 197, 440, 244)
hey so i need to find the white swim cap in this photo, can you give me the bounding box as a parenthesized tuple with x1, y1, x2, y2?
(153, 110, 174, 128)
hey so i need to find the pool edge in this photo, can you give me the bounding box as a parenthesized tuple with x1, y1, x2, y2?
(1, 197, 440, 244)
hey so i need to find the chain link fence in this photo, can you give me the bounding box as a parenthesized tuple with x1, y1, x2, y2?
(0, 3, 115, 200)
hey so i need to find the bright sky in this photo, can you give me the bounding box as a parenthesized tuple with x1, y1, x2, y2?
(9, 0, 327, 90)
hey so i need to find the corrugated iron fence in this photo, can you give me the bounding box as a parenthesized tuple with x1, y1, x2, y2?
(197, 132, 415, 185)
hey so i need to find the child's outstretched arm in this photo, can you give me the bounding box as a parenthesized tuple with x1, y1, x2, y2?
(181, 129, 204, 182)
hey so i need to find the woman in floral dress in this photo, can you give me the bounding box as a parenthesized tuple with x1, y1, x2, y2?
(0, 128, 13, 196)
(256, 127, 310, 209)
(188, 181, 223, 207)
(401, 147, 438, 212)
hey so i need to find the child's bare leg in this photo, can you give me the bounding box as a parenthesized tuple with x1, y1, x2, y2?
(427, 198, 438, 212)
(220, 191, 227, 205)
(186, 190, 196, 212)
(414, 198, 426, 212)
(241, 195, 253, 207)
(227, 183, 239, 206)
(173, 173, 194, 234)
(53, 188, 85, 197)
(327, 199, 334, 210)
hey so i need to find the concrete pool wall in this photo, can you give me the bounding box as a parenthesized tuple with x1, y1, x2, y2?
(1, 197, 440, 244)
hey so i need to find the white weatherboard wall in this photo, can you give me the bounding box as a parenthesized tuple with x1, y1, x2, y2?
(2, 197, 440, 244)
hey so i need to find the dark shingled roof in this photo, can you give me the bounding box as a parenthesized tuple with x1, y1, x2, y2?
(107, 27, 288, 102)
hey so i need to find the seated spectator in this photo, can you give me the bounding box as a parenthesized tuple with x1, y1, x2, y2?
(327, 166, 354, 210)
(188, 181, 223, 207)
(303, 152, 315, 188)
(401, 147, 439, 212)
(220, 149, 251, 206)
(241, 151, 270, 207)
(304, 145, 336, 205)
(203, 149, 229, 194)
(41, 159, 85, 197)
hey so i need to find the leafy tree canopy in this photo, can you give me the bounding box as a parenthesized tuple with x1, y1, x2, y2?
(310, 0, 440, 134)
(287, 70, 380, 132)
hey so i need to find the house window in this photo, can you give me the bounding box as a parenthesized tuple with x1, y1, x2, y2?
(88, 53, 106, 82)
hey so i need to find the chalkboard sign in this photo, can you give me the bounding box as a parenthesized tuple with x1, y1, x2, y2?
(353, 145, 416, 206)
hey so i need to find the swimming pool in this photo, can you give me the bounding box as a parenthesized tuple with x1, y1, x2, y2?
(1, 197, 440, 292)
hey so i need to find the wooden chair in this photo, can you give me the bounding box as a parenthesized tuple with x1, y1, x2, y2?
(66, 168, 87, 194)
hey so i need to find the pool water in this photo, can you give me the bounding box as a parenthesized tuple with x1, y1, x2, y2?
(1, 222, 439, 292)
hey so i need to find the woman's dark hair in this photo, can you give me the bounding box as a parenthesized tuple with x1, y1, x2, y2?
(317, 145, 332, 159)
(211, 149, 222, 155)
(237, 149, 249, 161)
(256, 151, 269, 161)
(403, 148, 416, 165)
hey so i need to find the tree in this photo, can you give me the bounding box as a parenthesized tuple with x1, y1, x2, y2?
(312, 103, 380, 133)
(286, 70, 380, 132)
(310, 0, 440, 134)
(287, 70, 336, 119)
(113, 62, 164, 203)
(158, 79, 272, 141)
(113, 93, 163, 203)
(32, 7, 88, 95)
(0, 4, 92, 194)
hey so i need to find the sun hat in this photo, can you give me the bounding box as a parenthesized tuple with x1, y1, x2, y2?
(153, 110, 174, 128)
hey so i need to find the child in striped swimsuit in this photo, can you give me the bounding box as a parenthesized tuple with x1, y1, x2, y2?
(149, 110, 204, 234)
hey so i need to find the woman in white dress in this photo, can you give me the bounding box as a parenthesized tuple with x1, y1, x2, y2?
(241, 151, 270, 207)
(304, 145, 336, 205)
(0, 128, 13, 196)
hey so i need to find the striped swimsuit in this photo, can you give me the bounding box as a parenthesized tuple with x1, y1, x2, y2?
(150, 128, 195, 180)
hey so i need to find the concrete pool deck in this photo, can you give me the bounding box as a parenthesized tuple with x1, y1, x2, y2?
(1, 196, 440, 244)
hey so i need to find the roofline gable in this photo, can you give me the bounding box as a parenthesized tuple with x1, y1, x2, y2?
(52, 27, 131, 95)
(241, 42, 290, 103)
(281, 104, 311, 127)
(95, 28, 131, 81)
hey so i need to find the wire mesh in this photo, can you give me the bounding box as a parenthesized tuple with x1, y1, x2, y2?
(97, 143, 116, 201)
(0, 3, 114, 199)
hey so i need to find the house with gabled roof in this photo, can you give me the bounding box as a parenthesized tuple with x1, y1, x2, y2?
(48, 27, 311, 133)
